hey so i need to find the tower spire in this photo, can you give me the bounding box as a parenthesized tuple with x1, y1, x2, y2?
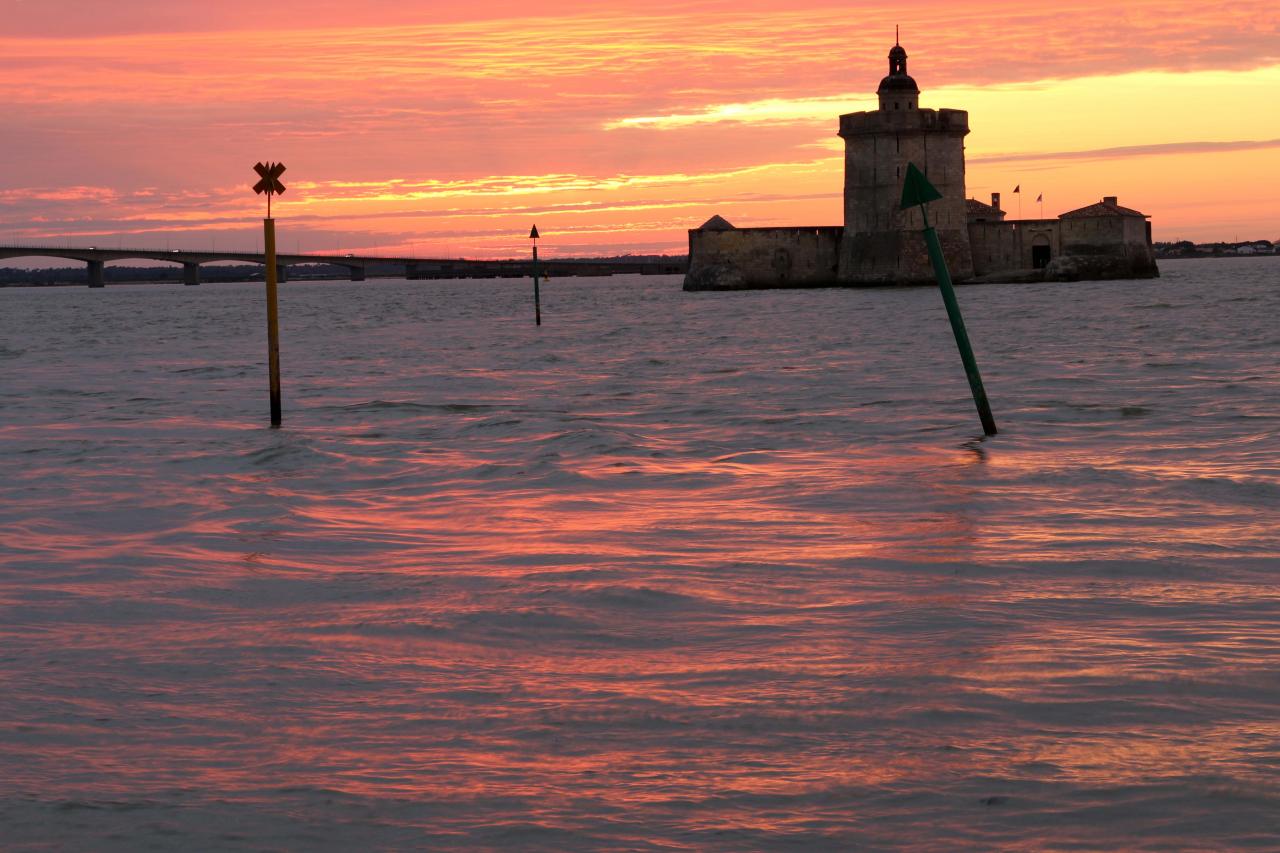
(896, 25, 900, 46)
(879, 33, 919, 110)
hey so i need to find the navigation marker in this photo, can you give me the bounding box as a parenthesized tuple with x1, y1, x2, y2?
(530, 225, 542, 326)
(253, 162, 287, 218)
(253, 161, 288, 427)
(900, 162, 997, 436)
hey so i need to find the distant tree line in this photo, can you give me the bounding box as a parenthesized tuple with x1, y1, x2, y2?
(1154, 240, 1276, 259)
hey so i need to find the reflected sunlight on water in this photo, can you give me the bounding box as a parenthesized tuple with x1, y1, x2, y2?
(1, 258, 1278, 849)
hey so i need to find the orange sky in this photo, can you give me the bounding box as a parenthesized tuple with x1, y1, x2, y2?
(1, 0, 1277, 258)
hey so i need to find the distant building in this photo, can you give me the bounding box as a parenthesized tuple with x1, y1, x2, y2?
(966, 194, 1007, 223)
(685, 40, 1158, 290)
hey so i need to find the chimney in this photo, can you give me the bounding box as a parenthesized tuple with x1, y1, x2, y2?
(991, 192, 1001, 211)
(1103, 196, 1118, 205)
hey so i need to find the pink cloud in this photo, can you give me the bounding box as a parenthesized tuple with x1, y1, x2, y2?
(1, 1, 1277, 254)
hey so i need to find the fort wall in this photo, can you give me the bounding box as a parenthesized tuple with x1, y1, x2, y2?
(967, 215, 1158, 281)
(680, 40, 1158, 292)
(969, 220, 1060, 276)
(1051, 215, 1159, 280)
(684, 227, 843, 291)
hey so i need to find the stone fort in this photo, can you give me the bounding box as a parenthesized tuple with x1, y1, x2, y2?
(684, 40, 1159, 290)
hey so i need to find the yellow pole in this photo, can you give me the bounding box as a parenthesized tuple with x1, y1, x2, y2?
(263, 217, 282, 426)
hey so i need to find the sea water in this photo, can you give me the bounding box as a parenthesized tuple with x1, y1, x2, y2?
(1, 258, 1278, 849)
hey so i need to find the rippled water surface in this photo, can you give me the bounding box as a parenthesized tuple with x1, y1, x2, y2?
(2, 258, 1279, 850)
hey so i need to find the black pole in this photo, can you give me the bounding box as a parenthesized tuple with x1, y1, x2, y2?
(263, 217, 282, 427)
(532, 244, 542, 326)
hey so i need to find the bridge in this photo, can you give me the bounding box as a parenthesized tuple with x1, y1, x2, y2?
(0, 245, 687, 287)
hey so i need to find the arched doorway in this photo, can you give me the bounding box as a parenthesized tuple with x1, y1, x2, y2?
(1032, 235, 1052, 269)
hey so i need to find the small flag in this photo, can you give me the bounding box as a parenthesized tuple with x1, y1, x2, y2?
(1036, 193, 1043, 202)
(1012, 185, 1021, 193)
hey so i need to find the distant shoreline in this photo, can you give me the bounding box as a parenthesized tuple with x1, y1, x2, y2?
(1153, 251, 1279, 261)
(0, 253, 1272, 289)
(0, 257, 688, 288)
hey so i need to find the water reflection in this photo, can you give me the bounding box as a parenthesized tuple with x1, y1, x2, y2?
(1, 262, 1279, 847)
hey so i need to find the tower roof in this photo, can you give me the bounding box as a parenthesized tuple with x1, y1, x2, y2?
(966, 198, 1005, 217)
(697, 214, 736, 231)
(878, 36, 919, 96)
(1060, 197, 1148, 219)
(879, 73, 921, 94)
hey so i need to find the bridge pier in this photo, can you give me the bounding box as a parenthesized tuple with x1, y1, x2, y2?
(406, 262, 420, 280)
(183, 262, 201, 286)
(87, 259, 105, 288)
(348, 266, 366, 282)
(276, 264, 288, 284)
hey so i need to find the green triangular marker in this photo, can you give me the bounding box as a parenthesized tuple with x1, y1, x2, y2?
(900, 162, 942, 210)
(529, 225, 540, 239)
(899, 161, 998, 436)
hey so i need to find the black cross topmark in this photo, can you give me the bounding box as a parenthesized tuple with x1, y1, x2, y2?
(253, 162, 287, 196)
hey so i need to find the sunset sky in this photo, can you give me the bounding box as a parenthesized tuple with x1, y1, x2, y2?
(2, 0, 1278, 259)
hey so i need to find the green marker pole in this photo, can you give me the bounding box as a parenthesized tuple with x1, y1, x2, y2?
(901, 163, 997, 436)
(920, 208, 996, 435)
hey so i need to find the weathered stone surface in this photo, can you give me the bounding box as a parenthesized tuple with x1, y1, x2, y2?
(968, 268, 1045, 285)
(837, 106, 973, 283)
(970, 219, 1059, 275)
(683, 227, 842, 291)
(683, 264, 748, 291)
(1043, 253, 1159, 282)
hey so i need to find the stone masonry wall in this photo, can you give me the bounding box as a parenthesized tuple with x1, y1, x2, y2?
(1054, 216, 1159, 280)
(968, 216, 1158, 281)
(683, 227, 843, 291)
(837, 108, 974, 283)
(969, 220, 1061, 276)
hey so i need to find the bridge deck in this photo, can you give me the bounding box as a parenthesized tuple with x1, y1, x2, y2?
(0, 246, 687, 286)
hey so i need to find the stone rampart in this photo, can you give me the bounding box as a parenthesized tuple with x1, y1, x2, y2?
(967, 216, 1158, 281)
(969, 220, 1061, 276)
(683, 227, 843, 291)
(1051, 216, 1159, 280)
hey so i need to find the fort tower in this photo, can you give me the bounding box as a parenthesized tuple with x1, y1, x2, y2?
(681, 37, 1155, 291)
(837, 38, 974, 283)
